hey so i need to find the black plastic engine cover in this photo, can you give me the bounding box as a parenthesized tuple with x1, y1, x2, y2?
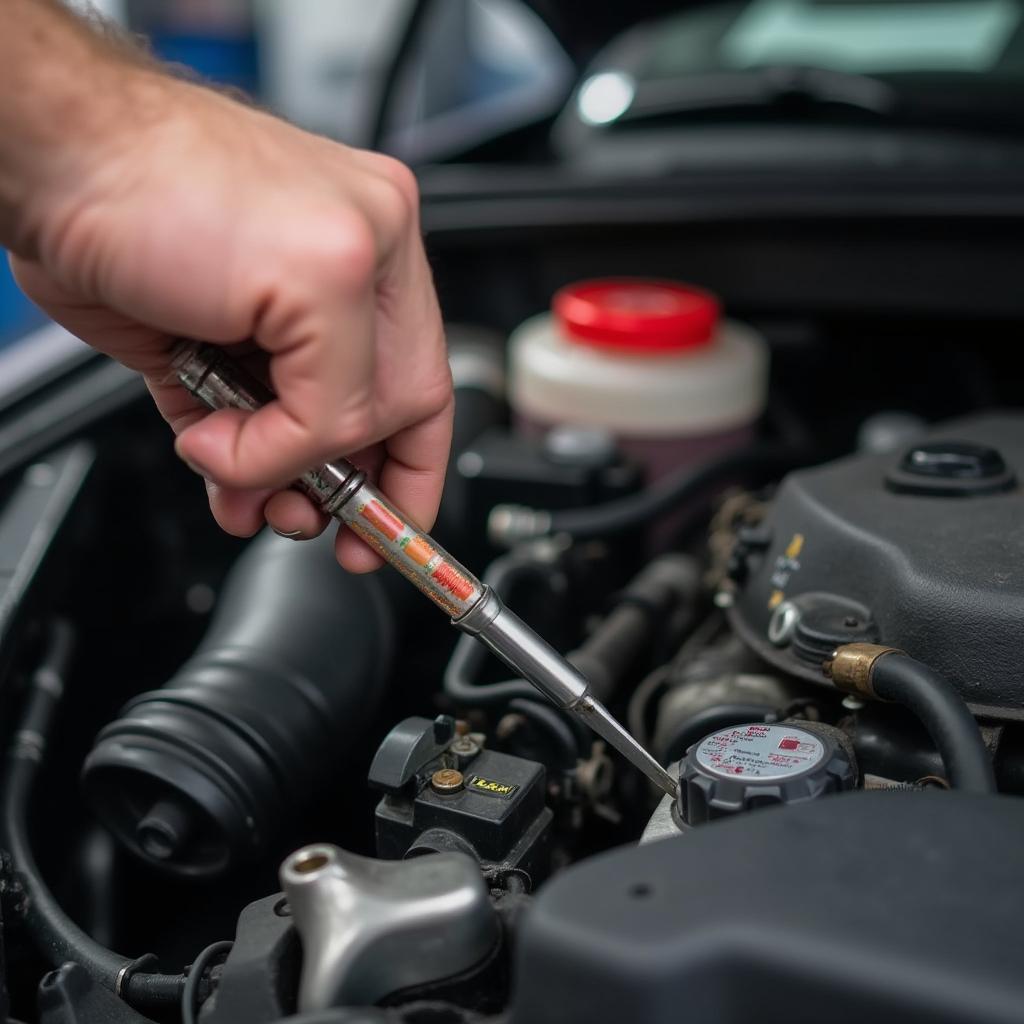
(510, 791, 1024, 1024)
(729, 413, 1024, 718)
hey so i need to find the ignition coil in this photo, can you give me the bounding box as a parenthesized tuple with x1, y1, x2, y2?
(369, 715, 553, 887)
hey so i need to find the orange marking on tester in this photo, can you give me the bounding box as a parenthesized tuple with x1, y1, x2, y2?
(360, 500, 404, 541)
(404, 535, 436, 567)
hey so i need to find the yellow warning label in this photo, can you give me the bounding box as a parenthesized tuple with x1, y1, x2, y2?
(468, 775, 518, 798)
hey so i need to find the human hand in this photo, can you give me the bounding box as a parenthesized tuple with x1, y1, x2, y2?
(9, 64, 452, 572)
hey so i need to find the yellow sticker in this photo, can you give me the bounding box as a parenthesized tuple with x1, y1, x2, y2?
(785, 533, 805, 559)
(768, 589, 785, 609)
(468, 775, 519, 798)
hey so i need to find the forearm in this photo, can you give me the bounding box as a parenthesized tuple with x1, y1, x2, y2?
(0, 0, 160, 254)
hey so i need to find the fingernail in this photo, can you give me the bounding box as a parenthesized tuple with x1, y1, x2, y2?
(272, 528, 304, 540)
(177, 449, 210, 478)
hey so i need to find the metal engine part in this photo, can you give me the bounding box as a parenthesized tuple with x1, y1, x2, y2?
(727, 413, 1024, 719)
(279, 843, 500, 1013)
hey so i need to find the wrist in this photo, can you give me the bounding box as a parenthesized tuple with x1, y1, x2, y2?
(0, 6, 173, 257)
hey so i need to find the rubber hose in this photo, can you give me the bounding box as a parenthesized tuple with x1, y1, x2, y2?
(444, 552, 568, 707)
(82, 530, 396, 879)
(445, 553, 698, 709)
(538, 443, 805, 541)
(871, 655, 996, 794)
(507, 698, 581, 769)
(570, 555, 699, 702)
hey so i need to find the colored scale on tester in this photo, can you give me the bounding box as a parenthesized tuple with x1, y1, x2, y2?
(357, 499, 476, 602)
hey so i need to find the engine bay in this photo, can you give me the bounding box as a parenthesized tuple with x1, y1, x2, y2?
(2, 220, 1024, 1023)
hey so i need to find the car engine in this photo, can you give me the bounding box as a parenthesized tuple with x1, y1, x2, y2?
(2, 309, 1023, 1024)
(2, 172, 1024, 1023)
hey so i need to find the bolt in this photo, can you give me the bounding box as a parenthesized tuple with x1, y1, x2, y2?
(841, 695, 866, 711)
(450, 736, 481, 758)
(431, 768, 465, 794)
(136, 798, 194, 861)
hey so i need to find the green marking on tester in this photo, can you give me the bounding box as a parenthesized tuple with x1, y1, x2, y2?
(468, 775, 519, 798)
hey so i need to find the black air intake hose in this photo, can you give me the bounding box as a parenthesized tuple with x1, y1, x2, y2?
(82, 530, 396, 879)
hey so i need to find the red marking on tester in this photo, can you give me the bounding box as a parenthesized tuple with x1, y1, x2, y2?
(431, 562, 475, 601)
(360, 500, 404, 541)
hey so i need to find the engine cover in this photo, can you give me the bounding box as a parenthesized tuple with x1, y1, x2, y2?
(729, 413, 1024, 719)
(511, 792, 1024, 1024)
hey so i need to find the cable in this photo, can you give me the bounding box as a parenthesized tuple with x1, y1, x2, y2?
(2, 622, 126, 984)
(0, 620, 185, 1009)
(489, 443, 807, 545)
(182, 940, 233, 1024)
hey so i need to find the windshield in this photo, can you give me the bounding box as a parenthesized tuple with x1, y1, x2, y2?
(646, 0, 1024, 79)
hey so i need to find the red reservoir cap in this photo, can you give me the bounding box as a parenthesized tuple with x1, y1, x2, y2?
(553, 279, 720, 354)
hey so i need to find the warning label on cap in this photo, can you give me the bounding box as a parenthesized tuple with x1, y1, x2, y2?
(695, 724, 825, 781)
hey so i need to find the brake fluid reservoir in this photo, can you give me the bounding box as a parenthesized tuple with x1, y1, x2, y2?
(508, 280, 768, 478)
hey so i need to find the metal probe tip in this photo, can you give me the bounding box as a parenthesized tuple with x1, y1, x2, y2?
(573, 693, 678, 798)
(456, 590, 677, 798)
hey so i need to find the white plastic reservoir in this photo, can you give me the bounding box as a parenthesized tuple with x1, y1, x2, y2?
(508, 279, 769, 478)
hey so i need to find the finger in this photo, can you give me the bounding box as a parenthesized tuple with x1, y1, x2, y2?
(335, 530, 385, 574)
(332, 402, 453, 575)
(332, 443, 387, 572)
(205, 481, 273, 537)
(174, 217, 381, 490)
(264, 489, 329, 540)
(377, 397, 455, 534)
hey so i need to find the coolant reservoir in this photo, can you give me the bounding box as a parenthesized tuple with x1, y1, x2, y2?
(508, 280, 769, 477)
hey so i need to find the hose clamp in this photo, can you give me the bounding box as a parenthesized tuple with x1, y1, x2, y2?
(823, 643, 904, 700)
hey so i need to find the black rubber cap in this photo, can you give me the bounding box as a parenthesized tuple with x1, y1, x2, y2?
(886, 441, 1016, 496)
